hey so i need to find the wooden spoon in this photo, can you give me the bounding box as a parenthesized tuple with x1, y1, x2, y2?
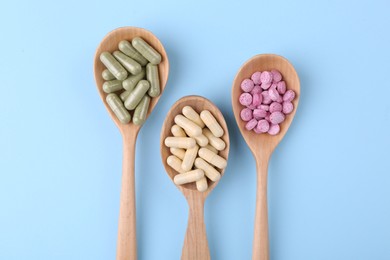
(231, 54, 300, 260)
(93, 27, 169, 260)
(160, 96, 230, 260)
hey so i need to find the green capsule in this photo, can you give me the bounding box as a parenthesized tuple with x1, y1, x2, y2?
(133, 95, 150, 125)
(122, 69, 145, 91)
(132, 37, 162, 65)
(102, 69, 115, 80)
(103, 80, 123, 93)
(120, 90, 131, 102)
(118, 40, 148, 66)
(106, 93, 131, 124)
(146, 63, 160, 97)
(113, 51, 142, 75)
(124, 80, 150, 110)
(100, 52, 128, 80)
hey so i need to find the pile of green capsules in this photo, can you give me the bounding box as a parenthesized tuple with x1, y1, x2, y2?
(100, 37, 161, 125)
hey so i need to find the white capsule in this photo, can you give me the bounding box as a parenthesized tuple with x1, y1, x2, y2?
(205, 144, 218, 153)
(200, 110, 224, 138)
(182, 106, 205, 128)
(193, 134, 209, 147)
(170, 148, 185, 160)
(174, 115, 202, 137)
(171, 124, 187, 137)
(196, 177, 208, 192)
(203, 128, 226, 151)
(198, 148, 227, 169)
(174, 169, 205, 185)
(194, 158, 221, 182)
(164, 137, 196, 149)
(182, 145, 199, 171)
(167, 155, 185, 173)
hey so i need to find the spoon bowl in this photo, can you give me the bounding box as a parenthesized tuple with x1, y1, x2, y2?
(93, 26, 169, 260)
(161, 95, 230, 260)
(231, 54, 300, 260)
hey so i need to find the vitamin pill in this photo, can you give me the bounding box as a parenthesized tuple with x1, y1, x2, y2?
(261, 91, 272, 104)
(269, 102, 283, 113)
(170, 147, 185, 160)
(120, 90, 131, 102)
(106, 93, 131, 124)
(182, 145, 199, 171)
(246, 119, 258, 130)
(194, 158, 221, 182)
(259, 105, 269, 111)
(182, 106, 205, 128)
(260, 71, 273, 84)
(277, 81, 286, 94)
(146, 63, 160, 97)
(167, 155, 185, 174)
(198, 148, 227, 169)
(193, 134, 209, 147)
(283, 90, 296, 102)
(268, 124, 280, 135)
(174, 115, 202, 137)
(132, 95, 150, 125)
(253, 109, 267, 119)
(122, 70, 146, 91)
(268, 86, 280, 102)
(102, 69, 115, 80)
(251, 72, 262, 85)
(100, 52, 128, 80)
(196, 177, 208, 192)
(132, 37, 162, 65)
(282, 102, 294, 114)
(200, 110, 224, 138)
(203, 128, 226, 151)
(239, 93, 253, 106)
(174, 169, 204, 185)
(171, 124, 186, 137)
(251, 85, 262, 95)
(252, 93, 262, 107)
(205, 144, 218, 153)
(257, 119, 270, 133)
(240, 108, 253, 121)
(124, 80, 150, 110)
(118, 40, 148, 66)
(271, 69, 282, 82)
(261, 82, 272, 90)
(164, 137, 196, 149)
(113, 51, 142, 75)
(241, 79, 255, 92)
(103, 80, 123, 93)
(269, 111, 285, 124)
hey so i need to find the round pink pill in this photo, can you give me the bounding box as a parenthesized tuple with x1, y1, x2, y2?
(283, 90, 296, 102)
(269, 85, 280, 102)
(261, 91, 272, 104)
(259, 104, 269, 111)
(269, 102, 283, 113)
(271, 69, 282, 83)
(240, 108, 253, 121)
(277, 81, 286, 94)
(241, 79, 255, 92)
(252, 93, 262, 106)
(270, 111, 285, 124)
(253, 109, 267, 119)
(251, 72, 262, 85)
(253, 127, 263, 134)
(260, 71, 273, 84)
(261, 82, 272, 90)
(251, 85, 262, 95)
(245, 119, 258, 130)
(239, 93, 253, 106)
(257, 119, 270, 133)
(268, 124, 280, 135)
(282, 101, 294, 114)
(276, 95, 283, 103)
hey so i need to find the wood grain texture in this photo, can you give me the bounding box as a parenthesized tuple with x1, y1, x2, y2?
(160, 96, 230, 260)
(93, 27, 169, 260)
(231, 54, 300, 260)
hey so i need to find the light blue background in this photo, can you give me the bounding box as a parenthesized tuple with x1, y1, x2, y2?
(1, 0, 389, 259)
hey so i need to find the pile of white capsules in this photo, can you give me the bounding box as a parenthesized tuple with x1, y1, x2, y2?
(100, 37, 161, 125)
(164, 106, 227, 192)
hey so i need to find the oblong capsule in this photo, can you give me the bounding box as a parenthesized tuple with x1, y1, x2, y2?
(118, 40, 148, 66)
(203, 128, 226, 151)
(132, 95, 150, 125)
(193, 134, 208, 147)
(103, 79, 123, 93)
(171, 125, 187, 137)
(182, 145, 199, 171)
(102, 69, 115, 80)
(167, 155, 185, 174)
(122, 69, 145, 91)
(113, 51, 142, 75)
(174, 115, 202, 137)
(196, 177, 208, 192)
(198, 148, 227, 169)
(119, 90, 131, 102)
(194, 158, 221, 182)
(174, 169, 204, 185)
(106, 93, 131, 124)
(182, 106, 205, 128)
(132, 37, 162, 65)
(146, 63, 160, 97)
(164, 137, 196, 149)
(100, 52, 128, 80)
(124, 80, 150, 110)
(200, 110, 224, 137)
(205, 144, 218, 153)
(170, 148, 185, 160)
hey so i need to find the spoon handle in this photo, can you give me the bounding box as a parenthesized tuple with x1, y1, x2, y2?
(116, 132, 138, 260)
(253, 158, 270, 260)
(182, 195, 210, 260)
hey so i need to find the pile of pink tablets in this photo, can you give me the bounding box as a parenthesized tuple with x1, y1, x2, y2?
(239, 70, 296, 135)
